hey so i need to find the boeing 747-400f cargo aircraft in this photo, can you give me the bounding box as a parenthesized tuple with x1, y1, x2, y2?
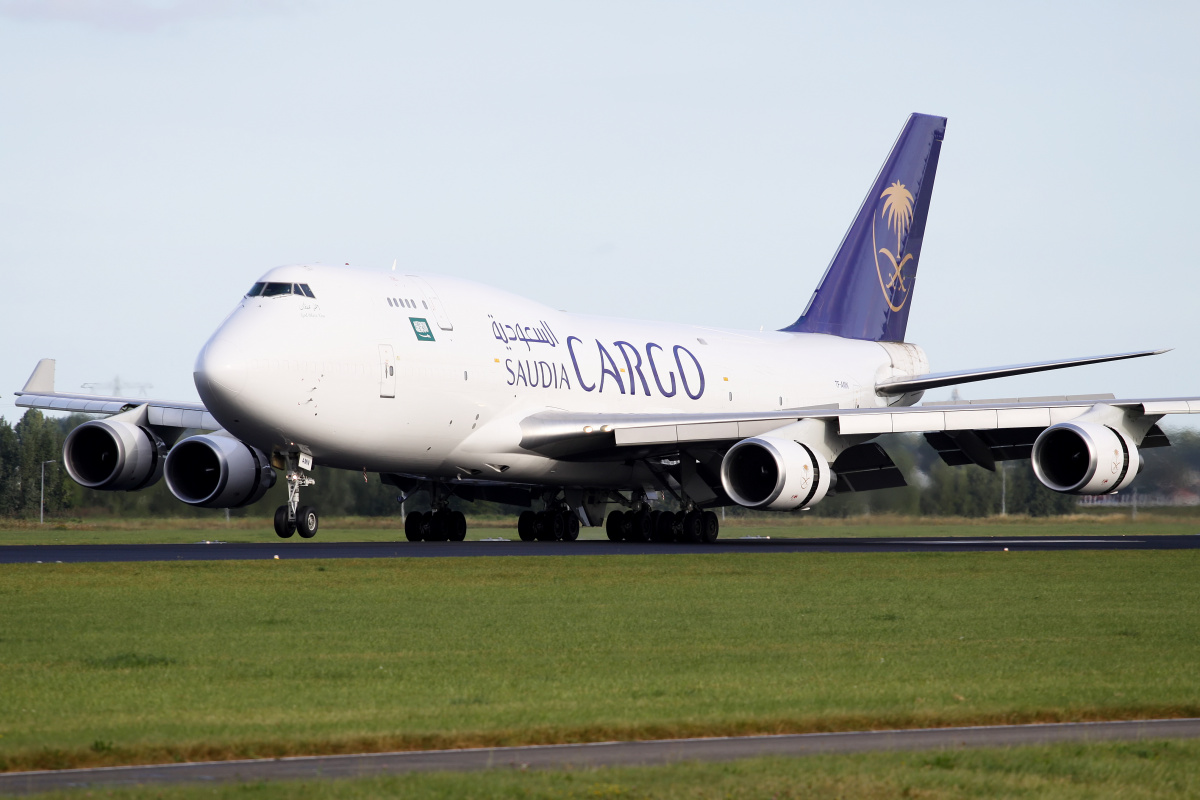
(16, 114, 1200, 542)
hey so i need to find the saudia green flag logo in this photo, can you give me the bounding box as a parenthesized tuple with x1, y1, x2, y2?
(410, 317, 435, 342)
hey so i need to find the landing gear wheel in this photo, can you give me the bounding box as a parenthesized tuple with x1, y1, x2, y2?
(296, 505, 319, 539)
(274, 506, 295, 539)
(682, 510, 703, 543)
(405, 511, 424, 541)
(654, 511, 676, 542)
(422, 511, 440, 541)
(534, 511, 554, 541)
(518, 510, 537, 541)
(671, 511, 685, 542)
(628, 510, 651, 542)
(701, 510, 719, 543)
(449, 510, 467, 541)
(606, 510, 626, 541)
(548, 511, 566, 541)
(562, 511, 580, 541)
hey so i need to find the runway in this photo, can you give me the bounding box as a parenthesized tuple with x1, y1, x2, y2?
(1, 534, 1197, 563)
(1, 719, 1198, 794)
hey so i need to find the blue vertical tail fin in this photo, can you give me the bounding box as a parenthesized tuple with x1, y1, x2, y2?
(784, 113, 946, 342)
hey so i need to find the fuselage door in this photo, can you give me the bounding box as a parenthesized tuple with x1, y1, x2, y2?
(378, 344, 396, 398)
(411, 276, 453, 331)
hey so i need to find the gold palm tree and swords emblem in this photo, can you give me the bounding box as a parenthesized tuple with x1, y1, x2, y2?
(874, 180, 915, 312)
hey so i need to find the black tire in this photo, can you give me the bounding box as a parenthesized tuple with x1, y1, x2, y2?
(548, 511, 566, 541)
(518, 510, 537, 541)
(534, 511, 553, 542)
(405, 511, 424, 541)
(296, 505, 319, 539)
(423, 511, 441, 541)
(606, 510, 625, 541)
(449, 510, 467, 541)
(273, 506, 295, 539)
(683, 510, 703, 543)
(654, 511, 676, 542)
(702, 510, 719, 543)
(628, 510, 650, 542)
(562, 512, 580, 541)
(433, 511, 453, 542)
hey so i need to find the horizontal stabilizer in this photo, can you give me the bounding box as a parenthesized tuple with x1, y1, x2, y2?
(875, 349, 1167, 395)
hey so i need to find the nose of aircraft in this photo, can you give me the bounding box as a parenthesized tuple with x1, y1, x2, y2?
(195, 329, 248, 400)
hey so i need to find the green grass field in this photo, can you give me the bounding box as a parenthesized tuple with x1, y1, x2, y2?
(1, 548, 1197, 774)
(16, 741, 1200, 799)
(2, 510, 1197, 545)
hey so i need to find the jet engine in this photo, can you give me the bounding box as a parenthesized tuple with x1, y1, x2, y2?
(720, 436, 833, 511)
(63, 419, 167, 491)
(1031, 421, 1141, 495)
(165, 433, 277, 508)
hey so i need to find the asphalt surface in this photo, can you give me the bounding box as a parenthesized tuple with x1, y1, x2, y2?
(1, 534, 1197, 563)
(2, 719, 1198, 794)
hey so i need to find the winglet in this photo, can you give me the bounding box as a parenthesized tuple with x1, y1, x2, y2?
(21, 359, 56, 394)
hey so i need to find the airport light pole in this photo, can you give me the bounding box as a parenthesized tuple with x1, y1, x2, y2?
(40, 460, 56, 525)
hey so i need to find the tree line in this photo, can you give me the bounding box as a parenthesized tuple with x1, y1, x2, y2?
(2, 410, 1197, 521)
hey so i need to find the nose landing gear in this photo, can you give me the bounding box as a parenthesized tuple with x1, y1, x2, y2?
(274, 455, 317, 539)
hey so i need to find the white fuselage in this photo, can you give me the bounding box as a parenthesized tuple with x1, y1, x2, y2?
(195, 265, 926, 488)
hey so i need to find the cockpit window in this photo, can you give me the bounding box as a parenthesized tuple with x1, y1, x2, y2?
(246, 282, 316, 298)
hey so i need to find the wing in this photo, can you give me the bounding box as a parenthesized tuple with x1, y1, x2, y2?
(14, 359, 219, 431)
(874, 349, 1167, 395)
(518, 394, 1200, 462)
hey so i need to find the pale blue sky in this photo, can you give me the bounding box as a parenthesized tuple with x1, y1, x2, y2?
(2, 1, 1197, 422)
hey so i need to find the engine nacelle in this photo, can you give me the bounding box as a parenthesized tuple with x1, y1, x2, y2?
(63, 419, 167, 491)
(165, 434, 277, 508)
(720, 436, 833, 511)
(1031, 421, 1141, 495)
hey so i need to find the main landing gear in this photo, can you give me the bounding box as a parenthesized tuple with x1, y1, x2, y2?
(606, 506, 719, 543)
(404, 509, 467, 541)
(516, 507, 581, 542)
(274, 456, 318, 539)
(403, 483, 466, 541)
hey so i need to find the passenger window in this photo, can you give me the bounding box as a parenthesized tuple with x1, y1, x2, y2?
(246, 282, 266, 297)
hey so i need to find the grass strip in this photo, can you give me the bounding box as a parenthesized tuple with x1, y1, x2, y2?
(16, 740, 1200, 799)
(1, 551, 1198, 771)
(1, 512, 1197, 544)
